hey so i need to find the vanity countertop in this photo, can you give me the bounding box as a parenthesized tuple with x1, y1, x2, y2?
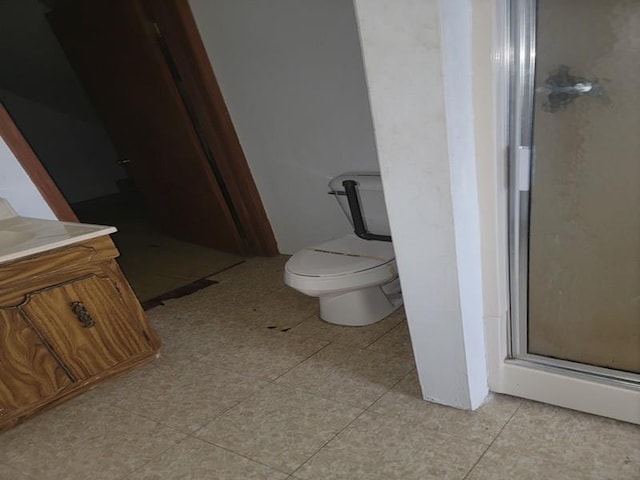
(0, 199, 116, 265)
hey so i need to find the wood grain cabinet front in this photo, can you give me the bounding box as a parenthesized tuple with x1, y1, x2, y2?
(0, 309, 73, 422)
(0, 236, 160, 431)
(19, 275, 154, 382)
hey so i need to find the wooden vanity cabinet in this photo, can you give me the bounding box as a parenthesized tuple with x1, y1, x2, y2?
(0, 236, 160, 431)
(20, 275, 154, 381)
(0, 309, 73, 422)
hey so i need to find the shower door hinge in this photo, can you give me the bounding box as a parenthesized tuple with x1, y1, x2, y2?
(517, 146, 532, 191)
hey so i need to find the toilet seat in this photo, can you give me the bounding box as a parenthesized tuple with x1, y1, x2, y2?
(282, 172, 402, 326)
(285, 234, 397, 296)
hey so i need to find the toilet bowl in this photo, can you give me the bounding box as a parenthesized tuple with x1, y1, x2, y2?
(285, 234, 402, 326)
(284, 172, 403, 326)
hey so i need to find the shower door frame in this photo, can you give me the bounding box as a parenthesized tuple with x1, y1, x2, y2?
(507, 0, 639, 386)
(488, 0, 640, 424)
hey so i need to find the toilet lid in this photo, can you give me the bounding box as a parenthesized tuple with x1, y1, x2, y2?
(286, 234, 395, 277)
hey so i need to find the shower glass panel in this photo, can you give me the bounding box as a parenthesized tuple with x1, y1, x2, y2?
(511, 0, 640, 376)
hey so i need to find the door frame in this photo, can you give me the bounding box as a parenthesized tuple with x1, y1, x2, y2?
(508, 0, 639, 385)
(482, 0, 640, 425)
(1, 0, 278, 256)
(140, 0, 277, 256)
(0, 103, 77, 222)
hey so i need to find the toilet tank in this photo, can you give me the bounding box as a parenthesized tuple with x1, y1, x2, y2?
(329, 172, 391, 237)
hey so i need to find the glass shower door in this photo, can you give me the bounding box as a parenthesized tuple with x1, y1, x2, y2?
(511, 0, 640, 377)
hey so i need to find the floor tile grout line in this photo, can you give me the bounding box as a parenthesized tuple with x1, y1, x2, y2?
(154, 322, 332, 387)
(9, 263, 415, 478)
(471, 402, 630, 480)
(359, 369, 530, 450)
(289, 408, 369, 478)
(359, 315, 405, 351)
(460, 399, 525, 480)
(115, 392, 292, 479)
(89, 351, 276, 434)
(189, 385, 274, 437)
(157, 308, 409, 375)
(109, 379, 269, 438)
(184, 358, 391, 477)
(104, 401, 175, 428)
(361, 366, 415, 414)
(101, 284, 413, 476)
(268, 341, 334, 384)
(190, 355, 279, 386)
(265, 378, 369, 411)
(287, 311, 404, 352)
(266, 338, 416, 411)
(289, 363, 413, 477)
(3, 259, 341, 479)
(114, 434, 193, 480)
(10, 255, 634, 479)
(274, 363, 525, 478)
(206, 259, 248, 278)
(285, 331, 413, 362)
(150, 341, 370, 435)
(190, 435, 292, 477)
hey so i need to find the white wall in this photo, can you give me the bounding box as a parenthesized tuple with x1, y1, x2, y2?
(0, 0, 126, 204)
(353, 0, 488, 409)
(0, 136, 55, 220)
(189, 0, 380, 254)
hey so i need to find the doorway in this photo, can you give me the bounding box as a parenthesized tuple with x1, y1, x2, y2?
(505, 0, 640, 421)
(0, 0, 277, 302)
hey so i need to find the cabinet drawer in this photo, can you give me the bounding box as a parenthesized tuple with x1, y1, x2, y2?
(0, 236, 118, 292)
(19, 275, 153, 381)
(0, 309, 72, 420)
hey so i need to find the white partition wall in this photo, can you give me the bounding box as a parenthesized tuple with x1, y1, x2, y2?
(353, 0, 488, 410)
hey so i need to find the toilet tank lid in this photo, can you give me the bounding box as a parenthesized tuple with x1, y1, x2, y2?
(329, 172, 382, 192)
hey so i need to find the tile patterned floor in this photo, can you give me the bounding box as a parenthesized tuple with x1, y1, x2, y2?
(0, 256, 638, 479)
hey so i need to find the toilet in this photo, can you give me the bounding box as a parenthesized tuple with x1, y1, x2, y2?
(284, 173, 402, 326)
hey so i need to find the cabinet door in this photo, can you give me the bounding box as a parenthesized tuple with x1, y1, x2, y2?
(0, 309, 72, 420)
(20, 275, 153, 381)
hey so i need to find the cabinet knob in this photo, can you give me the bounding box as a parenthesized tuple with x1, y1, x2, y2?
(70, 302, 96, 328)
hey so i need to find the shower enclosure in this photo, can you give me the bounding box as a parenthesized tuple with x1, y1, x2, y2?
(508, 0, 640, 387)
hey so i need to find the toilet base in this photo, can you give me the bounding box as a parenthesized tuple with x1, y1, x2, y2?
(319, 283, 402, 326)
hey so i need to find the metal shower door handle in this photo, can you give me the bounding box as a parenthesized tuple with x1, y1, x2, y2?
(537, 65, 604, 112)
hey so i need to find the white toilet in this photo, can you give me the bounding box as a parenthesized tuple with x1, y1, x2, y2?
(284, 173, 402, 326)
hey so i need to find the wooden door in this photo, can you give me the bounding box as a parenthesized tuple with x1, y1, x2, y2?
(48, 0, 246, 253)
(20, 275, 153, 381)
(0, 309, 72, 420)
(141, 0, 278, 256)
